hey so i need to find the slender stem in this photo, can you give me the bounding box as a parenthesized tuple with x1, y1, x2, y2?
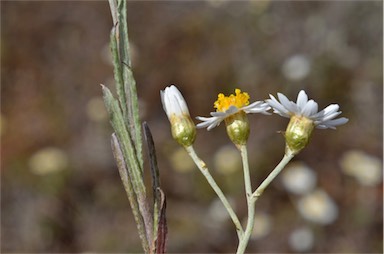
(252, 151, 294, 201)
(236, 145, 255, 254)
(240, 145, 252, 201)
(185, 145, 244, 239)
(237, 150, 295, 254)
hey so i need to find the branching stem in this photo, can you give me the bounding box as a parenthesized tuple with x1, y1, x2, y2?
(185, 145, 244, 239)
(236, 148, 295, 254)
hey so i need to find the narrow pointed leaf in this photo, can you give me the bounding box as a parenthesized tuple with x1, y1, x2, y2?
(143, 122, 161, 252)
(102, 85, 154, 251)
(155, 188, 167, 254)
(143, 122, 167, 253)
(143, 122, 160, 202)
(116, 0, 143, 172)
(110, 25, 127, 122)
(101, 85, 145, 196)
(111, 134, 149, 253)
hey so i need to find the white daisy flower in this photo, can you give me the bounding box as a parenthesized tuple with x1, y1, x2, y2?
(196, 88, 270, 145)
(267, 90, 348, 129)
(196, 89, 270, 131)
(161, 85, 196, 147)
(266, 90, 348, 155)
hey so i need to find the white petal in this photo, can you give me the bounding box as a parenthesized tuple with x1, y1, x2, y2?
(161, 85, 191, 119)
(160, 90, 169, 118)
(296, 90, 308, 109)
(320, 111, 342, 122)
(267, 100, 290, 117)
(195, 116, 213, 121)
(266, 95, 290, 118)
(170, 96, 180, 116)
(164, 88, 176, 118)
(311, 101, 319, 116)
(196, 116, 224, 130)
(277, 93, 293, 111)
(301, 100, 318, 117)
(311, 104, 339, 119)
(325, 117, 349, 126)
(315, 124, 329, 129)
(210, 111, 228, 117)
(171, 86, 190, 115)
(170, 87, 184, 116)
(306, 100, 318, 116)
(323, 104, 340, 114)
(278, 93, 298, 114)
(243, 101, 271, 114)
(209, 106, 239, 118)
(316, 117, 349, 129)
(242, 101, 263, 109)
(195, 119, 213, 128)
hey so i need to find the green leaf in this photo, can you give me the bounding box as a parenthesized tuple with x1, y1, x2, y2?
(111, 133, 149, 253)
(110, 26, 127, 122)
(116, 0, 143, 172)
(101, 85, 145, 196)
(105, 1, 157, 252)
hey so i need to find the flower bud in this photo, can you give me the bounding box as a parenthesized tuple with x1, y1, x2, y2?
(224, 111, 250, 146)
(170, 115, 196, 147)
(285, 115, 314, 155)
(161, 85, 196, 147)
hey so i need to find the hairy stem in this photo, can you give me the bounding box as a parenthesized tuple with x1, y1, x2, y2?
(185, 145, 244, 239)
(252, 151, 294, 200)
(236, 149, 295, 254)
(236, 145, 255, 254)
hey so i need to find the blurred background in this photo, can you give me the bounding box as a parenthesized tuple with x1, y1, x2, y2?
(1, 1, 382, 253)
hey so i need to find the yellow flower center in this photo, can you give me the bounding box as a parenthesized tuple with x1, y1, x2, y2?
(214, 89, 250, 112)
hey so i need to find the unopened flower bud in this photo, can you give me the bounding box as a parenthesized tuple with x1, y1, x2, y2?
(285, 115, 314, 155)
(161, 85, 196, 147)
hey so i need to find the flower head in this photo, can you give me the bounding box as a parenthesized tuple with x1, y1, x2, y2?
(266, 90, 348, 154)
(196, 88, 270, 145)
(214, 89, 251, 112)
(161, 85, 196, 147)
(196, 89, 271, 131)
(266, 90, 348, 129)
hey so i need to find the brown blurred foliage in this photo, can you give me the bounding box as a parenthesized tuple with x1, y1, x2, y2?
(1, 1, 382, 253)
